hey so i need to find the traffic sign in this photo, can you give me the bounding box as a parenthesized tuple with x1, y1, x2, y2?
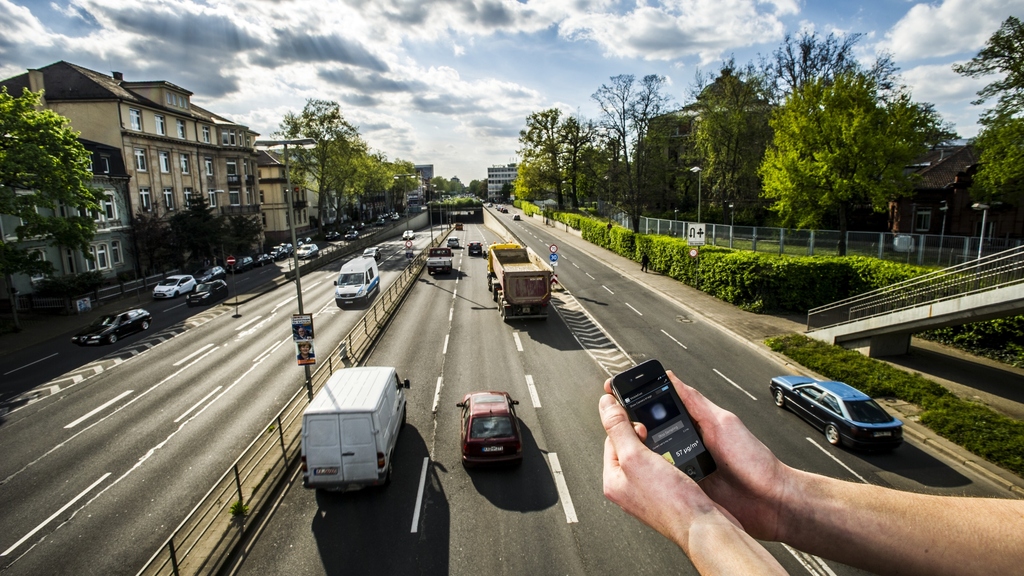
(405, 240, 413, 249)
(226, 256, 236, 266)
(549, 253, 559, 264)
(688, 248, 698, 258)
(687, 224, 706, 246)
(549, 244, 558, 253)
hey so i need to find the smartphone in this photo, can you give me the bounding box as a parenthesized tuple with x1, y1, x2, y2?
(610, 359, 716, 482)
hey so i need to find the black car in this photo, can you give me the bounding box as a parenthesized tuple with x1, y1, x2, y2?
(187, 280, 229, 307)
(192, 266, 226, 283)
(272, 243, 294, 260)
(344, 230, 360, 241)
(769, 376, 903, 451)
(468, 241, 483, 256)
(253, 253, 274, 267)
(71, 308, 152, 345)
(325, 231, 342, 241)
(227, 256, 254, 273)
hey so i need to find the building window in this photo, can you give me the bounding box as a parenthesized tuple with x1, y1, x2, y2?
(914, 209, 932, 232)
(111, 240, 122, 265)
(140, 187, 151, 211)
(177, 119, 186, 139)
(221, 129, 236, 146)
(101, 156, 110, 174)
(261, 212, 267, 226)
(184, 187, 193, 206)
(205, 157, 214, 176)
(104, 193, 117, 220)
(164, 188, 175, 210)
(230, 190, 240, 205)
(259, 189, 265, 203)
(65, 248, 76, 274)
(202, 126, 210, 143)
(226, 160, 237, 175)
(180, 153, 190, 174)
(29, 250, 47, 283)
(88, 244, 109, 271)
(135, 149, 147, 171)
(208, 189, 218, 207)
(129, 108, 141, 130)
(155, 115, 166, 135)
(159, 151, 171, 173)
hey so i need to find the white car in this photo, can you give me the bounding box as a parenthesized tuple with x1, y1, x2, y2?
(297, 244, 320, 260)
(153, 275, 196, 299)
(402, 230, 415, 241)
(363, 247, 382, 261)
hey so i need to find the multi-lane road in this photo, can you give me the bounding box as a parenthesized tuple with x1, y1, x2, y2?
(0, 211, 1015, 575)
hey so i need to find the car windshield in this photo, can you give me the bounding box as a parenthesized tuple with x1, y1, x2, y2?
(158, 279, 179, 286)
(844, 399, 894, 424)
(363, 249, 376, 255)
(337, 273, 364, 286)
(196, 283, 214, 292)
(95, 315, 118, 326)
(470, 416, 514, 440)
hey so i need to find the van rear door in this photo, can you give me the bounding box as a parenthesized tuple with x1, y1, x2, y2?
(341, 415, 378, 481)
(305, 415, 343, 483)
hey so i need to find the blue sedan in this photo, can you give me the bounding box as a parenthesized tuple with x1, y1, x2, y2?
(769, 376, 903, 451)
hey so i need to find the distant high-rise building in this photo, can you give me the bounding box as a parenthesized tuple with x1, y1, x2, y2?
(487, 164, 517, 199)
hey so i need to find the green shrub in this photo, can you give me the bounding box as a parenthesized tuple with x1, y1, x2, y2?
(919, 315, 1024, 368)
(35, 271, 105, 297)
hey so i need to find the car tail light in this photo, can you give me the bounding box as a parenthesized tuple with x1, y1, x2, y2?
(377, 452, 385, 469)
(300, 455, 307, 472)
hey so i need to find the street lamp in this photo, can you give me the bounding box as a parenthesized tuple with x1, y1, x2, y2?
(938, 200, 948, 262)
(728, 202, 735, 248)
(690, 166, 702, 223)
(971, 202, 989, 259)
(255, 138, 316, 396)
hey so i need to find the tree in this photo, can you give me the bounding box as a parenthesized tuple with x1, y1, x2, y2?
(559, 113, 598, 210)
(759, 72, 942, 255)
(592, 74, 674, 232)
(128, 210, 174, 274)
(168, 195, 224, 264)
(223, 214, 264, 256)
(954, 16, 1024, 203)
(1, 87, 103, 278)
(518, 108, 566, 207)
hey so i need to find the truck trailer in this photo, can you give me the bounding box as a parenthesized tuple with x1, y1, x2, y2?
(486, 243, 553, 320)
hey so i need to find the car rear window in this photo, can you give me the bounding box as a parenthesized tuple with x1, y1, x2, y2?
(470, 416, 514, 439)
(844, 399, 894, 424)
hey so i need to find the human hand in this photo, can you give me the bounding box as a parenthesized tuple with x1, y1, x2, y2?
(603, 371, 792, 542)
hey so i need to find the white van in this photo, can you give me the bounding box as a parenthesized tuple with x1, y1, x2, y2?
(301, 367, 410, 491)
(334, 256, 380, 307)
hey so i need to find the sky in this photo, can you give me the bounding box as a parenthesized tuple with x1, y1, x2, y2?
(1, 0, 1021, 183)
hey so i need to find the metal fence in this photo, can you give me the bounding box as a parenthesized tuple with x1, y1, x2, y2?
(625, 215, 1023, 267)
(136, 231, 445, 576)
(807, 245, 1024, 330)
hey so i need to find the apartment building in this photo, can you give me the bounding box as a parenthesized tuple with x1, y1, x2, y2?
(256, 150, 314, 244)
(1, 61, 261, 286)
(487, 163, 518, 200)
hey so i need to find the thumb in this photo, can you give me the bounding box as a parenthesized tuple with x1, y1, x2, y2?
(600, 394, 645, 455)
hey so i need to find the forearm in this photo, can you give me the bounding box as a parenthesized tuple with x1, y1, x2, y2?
(779, 469, 1024, 575)
(682, 516, 787, 576)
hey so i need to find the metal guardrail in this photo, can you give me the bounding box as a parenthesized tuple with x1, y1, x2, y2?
(806, 245, 1024, 331)
(136, 229, 449, 576)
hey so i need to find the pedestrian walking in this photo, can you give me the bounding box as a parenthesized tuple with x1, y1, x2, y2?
(641, 252, 650, 273)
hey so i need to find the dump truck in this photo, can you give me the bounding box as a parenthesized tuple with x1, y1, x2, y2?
(486, 243, 553, 320)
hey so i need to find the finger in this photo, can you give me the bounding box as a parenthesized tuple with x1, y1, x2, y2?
(599, 394, 644, 456)
(603, 377, 613, 396)
(666, 369, 718, 425)
(633, 421, 648, 442)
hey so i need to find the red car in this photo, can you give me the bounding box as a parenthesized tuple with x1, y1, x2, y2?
(456, 391, 523, 467)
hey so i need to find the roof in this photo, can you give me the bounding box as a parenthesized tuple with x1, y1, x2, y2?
(907, 145, 978, 190)
(816, 380, 870, 401)
(468, 392, 513, 416)
(307, 367, 396, 414)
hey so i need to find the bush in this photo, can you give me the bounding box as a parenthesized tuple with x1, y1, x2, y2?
(766, 334, 1024, 476)
(35, 271, 105, 297)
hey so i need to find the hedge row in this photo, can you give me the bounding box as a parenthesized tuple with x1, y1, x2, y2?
(766, 334, 1024, 477)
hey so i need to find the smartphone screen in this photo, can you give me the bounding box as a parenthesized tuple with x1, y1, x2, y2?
(611, 360, 716, 482)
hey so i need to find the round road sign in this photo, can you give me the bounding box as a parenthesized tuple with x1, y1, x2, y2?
(688, 248, 698, 258)
(405, 240, 413, 249)
(226, 256, 236, 266)
(549, 244, 558, 253)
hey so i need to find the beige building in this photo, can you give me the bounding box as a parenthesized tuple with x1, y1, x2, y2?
(1, 61, 263, 270)
(256, 150, 314, 245)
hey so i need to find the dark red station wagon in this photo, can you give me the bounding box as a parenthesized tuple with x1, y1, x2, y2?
(456, 391, 523, 467)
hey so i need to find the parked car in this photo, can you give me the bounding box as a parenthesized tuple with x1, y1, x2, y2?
(253, 253, 274, 267)
(363, 246, 382, 261)
(456, 391, 523, 467)
(153, 275, 196, 299)
(192, 266, 226, 283)
(272, 243, 294, 260)
(391, 213, 401, 221)
(297, 244, 320, 260)
(71, 308, 152, 345)
(468, 241, 483, 256)
(325, 231, 342, 241)
(344, 230, 360, 241)
(512, 214, 521, 221)
(446, 236, 460, 248)
(227, 256, 254, 273)
(402, 230, 415, 241)
(375, 217, 387, 227)
(769, 376, 904, 451)
(187, 280, 229, 307)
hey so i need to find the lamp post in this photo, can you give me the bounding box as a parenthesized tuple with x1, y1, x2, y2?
(690, 166, 702, 223)
(938, 200, 948, 264)
(255, 138, 317, 397)
(728, 202, 735, 248)
(971, 202, 990, 259)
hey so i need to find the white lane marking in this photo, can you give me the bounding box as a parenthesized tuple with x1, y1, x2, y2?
(303, 280, 323, 290)
(513, 332, 524, 352)
(166, 302, 186, 311)
(255, 338, 289, 364)
(4, 353, 59, 376)
(525, 375, 541, 408)
(1, 472, 112, 557)
(411, 457, 429, 533)
(782, 543, 839, 576)
(806, 437, 869, 484)
(660, 330, 688, 350)
(174, 386, 224, 423)
(713, 369, 757, 401)
(443, 335, 449, 355)
(272, 295, 295, 313)
(431, 376, 443, 413)
(546, 453, 578, 523)
(449, 307, 453, 322)
(173, 343, 215, 366)
(452, 288, 457, 300)
(64, 390, 134, 429)
(625, 303, 642, 316)
(602, 285, 613, 294)
(586, 273, 595, 279)
(234, 315, 263, 331)
(572, 262, 579, 268)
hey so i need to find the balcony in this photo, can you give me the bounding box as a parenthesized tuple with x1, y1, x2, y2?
(221, 205, 261, 216)
(227, 174, 241, 188)
(245, 175, 255, 185)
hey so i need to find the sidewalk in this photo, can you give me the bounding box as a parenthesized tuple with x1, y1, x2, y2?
(528, 215, 1024, 494)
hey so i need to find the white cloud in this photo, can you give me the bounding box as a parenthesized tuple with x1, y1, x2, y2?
(902, 63, 989, 137)
(879, 0, 1022, 61)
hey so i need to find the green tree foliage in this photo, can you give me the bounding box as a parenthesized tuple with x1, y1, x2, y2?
(518, 108, 566, 207)
(168, 195, 224, 264)
(760, 72, 941, 254)
(223, 214, 264, 256)
(129, 210, 174, 274)
(0, 87, 103, 277)
(954, 16, 1024, 204)
(560, 113, 598, 210)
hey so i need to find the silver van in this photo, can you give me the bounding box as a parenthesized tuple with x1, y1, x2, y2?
(334, 256, 380, 307)
(301, 367, 409, 491)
